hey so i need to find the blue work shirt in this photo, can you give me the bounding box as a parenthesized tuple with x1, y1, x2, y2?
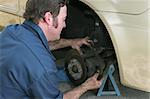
(0, 20, 63, 99)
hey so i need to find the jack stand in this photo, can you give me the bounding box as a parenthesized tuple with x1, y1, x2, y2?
(97, 64, 121, 96)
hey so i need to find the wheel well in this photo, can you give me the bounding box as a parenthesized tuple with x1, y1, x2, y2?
(61, 0, 113, 49)
(54, 0, 121, 84)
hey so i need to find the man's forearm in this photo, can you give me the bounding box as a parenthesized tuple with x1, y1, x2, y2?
(49, 39, 72, 50)
(63, 84, 88, 99)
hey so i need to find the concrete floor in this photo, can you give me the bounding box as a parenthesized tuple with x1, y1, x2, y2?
(59, 82, 150, 99)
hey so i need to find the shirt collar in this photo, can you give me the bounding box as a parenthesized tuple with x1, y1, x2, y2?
(23, 20, 50, 52)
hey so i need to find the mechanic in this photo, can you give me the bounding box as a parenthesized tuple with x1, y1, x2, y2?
(0, 0, 102, 99)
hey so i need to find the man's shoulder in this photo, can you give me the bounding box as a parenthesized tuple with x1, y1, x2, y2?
(0, 24, 30, 42)
(0, 23, 58, 74)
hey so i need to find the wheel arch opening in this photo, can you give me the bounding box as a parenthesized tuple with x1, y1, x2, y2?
(56, 0, 122, 85)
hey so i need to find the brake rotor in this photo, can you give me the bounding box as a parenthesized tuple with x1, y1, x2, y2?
(65, 49, 88, 86)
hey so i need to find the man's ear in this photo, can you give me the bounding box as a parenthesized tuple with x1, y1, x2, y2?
(44, 12, 53, 26)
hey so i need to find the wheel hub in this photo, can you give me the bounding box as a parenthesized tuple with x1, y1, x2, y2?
(68, 58, 83, 80)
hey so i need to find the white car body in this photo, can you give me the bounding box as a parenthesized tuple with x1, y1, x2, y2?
(0, 0, 149, 92)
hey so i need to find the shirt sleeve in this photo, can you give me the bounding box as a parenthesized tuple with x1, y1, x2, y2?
(28, 71, 63, 99)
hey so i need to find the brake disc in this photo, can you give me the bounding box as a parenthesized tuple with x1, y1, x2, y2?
(65, 49, 88, 86)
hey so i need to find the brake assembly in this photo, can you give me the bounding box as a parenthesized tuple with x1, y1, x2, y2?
(65, 45, 106, 86)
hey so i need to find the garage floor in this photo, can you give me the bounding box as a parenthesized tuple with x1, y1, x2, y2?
(59, 82, 150, 99)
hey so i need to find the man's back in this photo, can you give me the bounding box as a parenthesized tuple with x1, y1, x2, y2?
(0, 22, 63, 99)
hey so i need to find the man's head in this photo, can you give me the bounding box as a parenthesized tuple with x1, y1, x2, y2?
(23, 0, 67, 41)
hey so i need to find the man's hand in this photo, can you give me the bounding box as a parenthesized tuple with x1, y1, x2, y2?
(63, 73, 102, 99)
(71, 37, 93, 55)
(81, 73, 102, 91)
